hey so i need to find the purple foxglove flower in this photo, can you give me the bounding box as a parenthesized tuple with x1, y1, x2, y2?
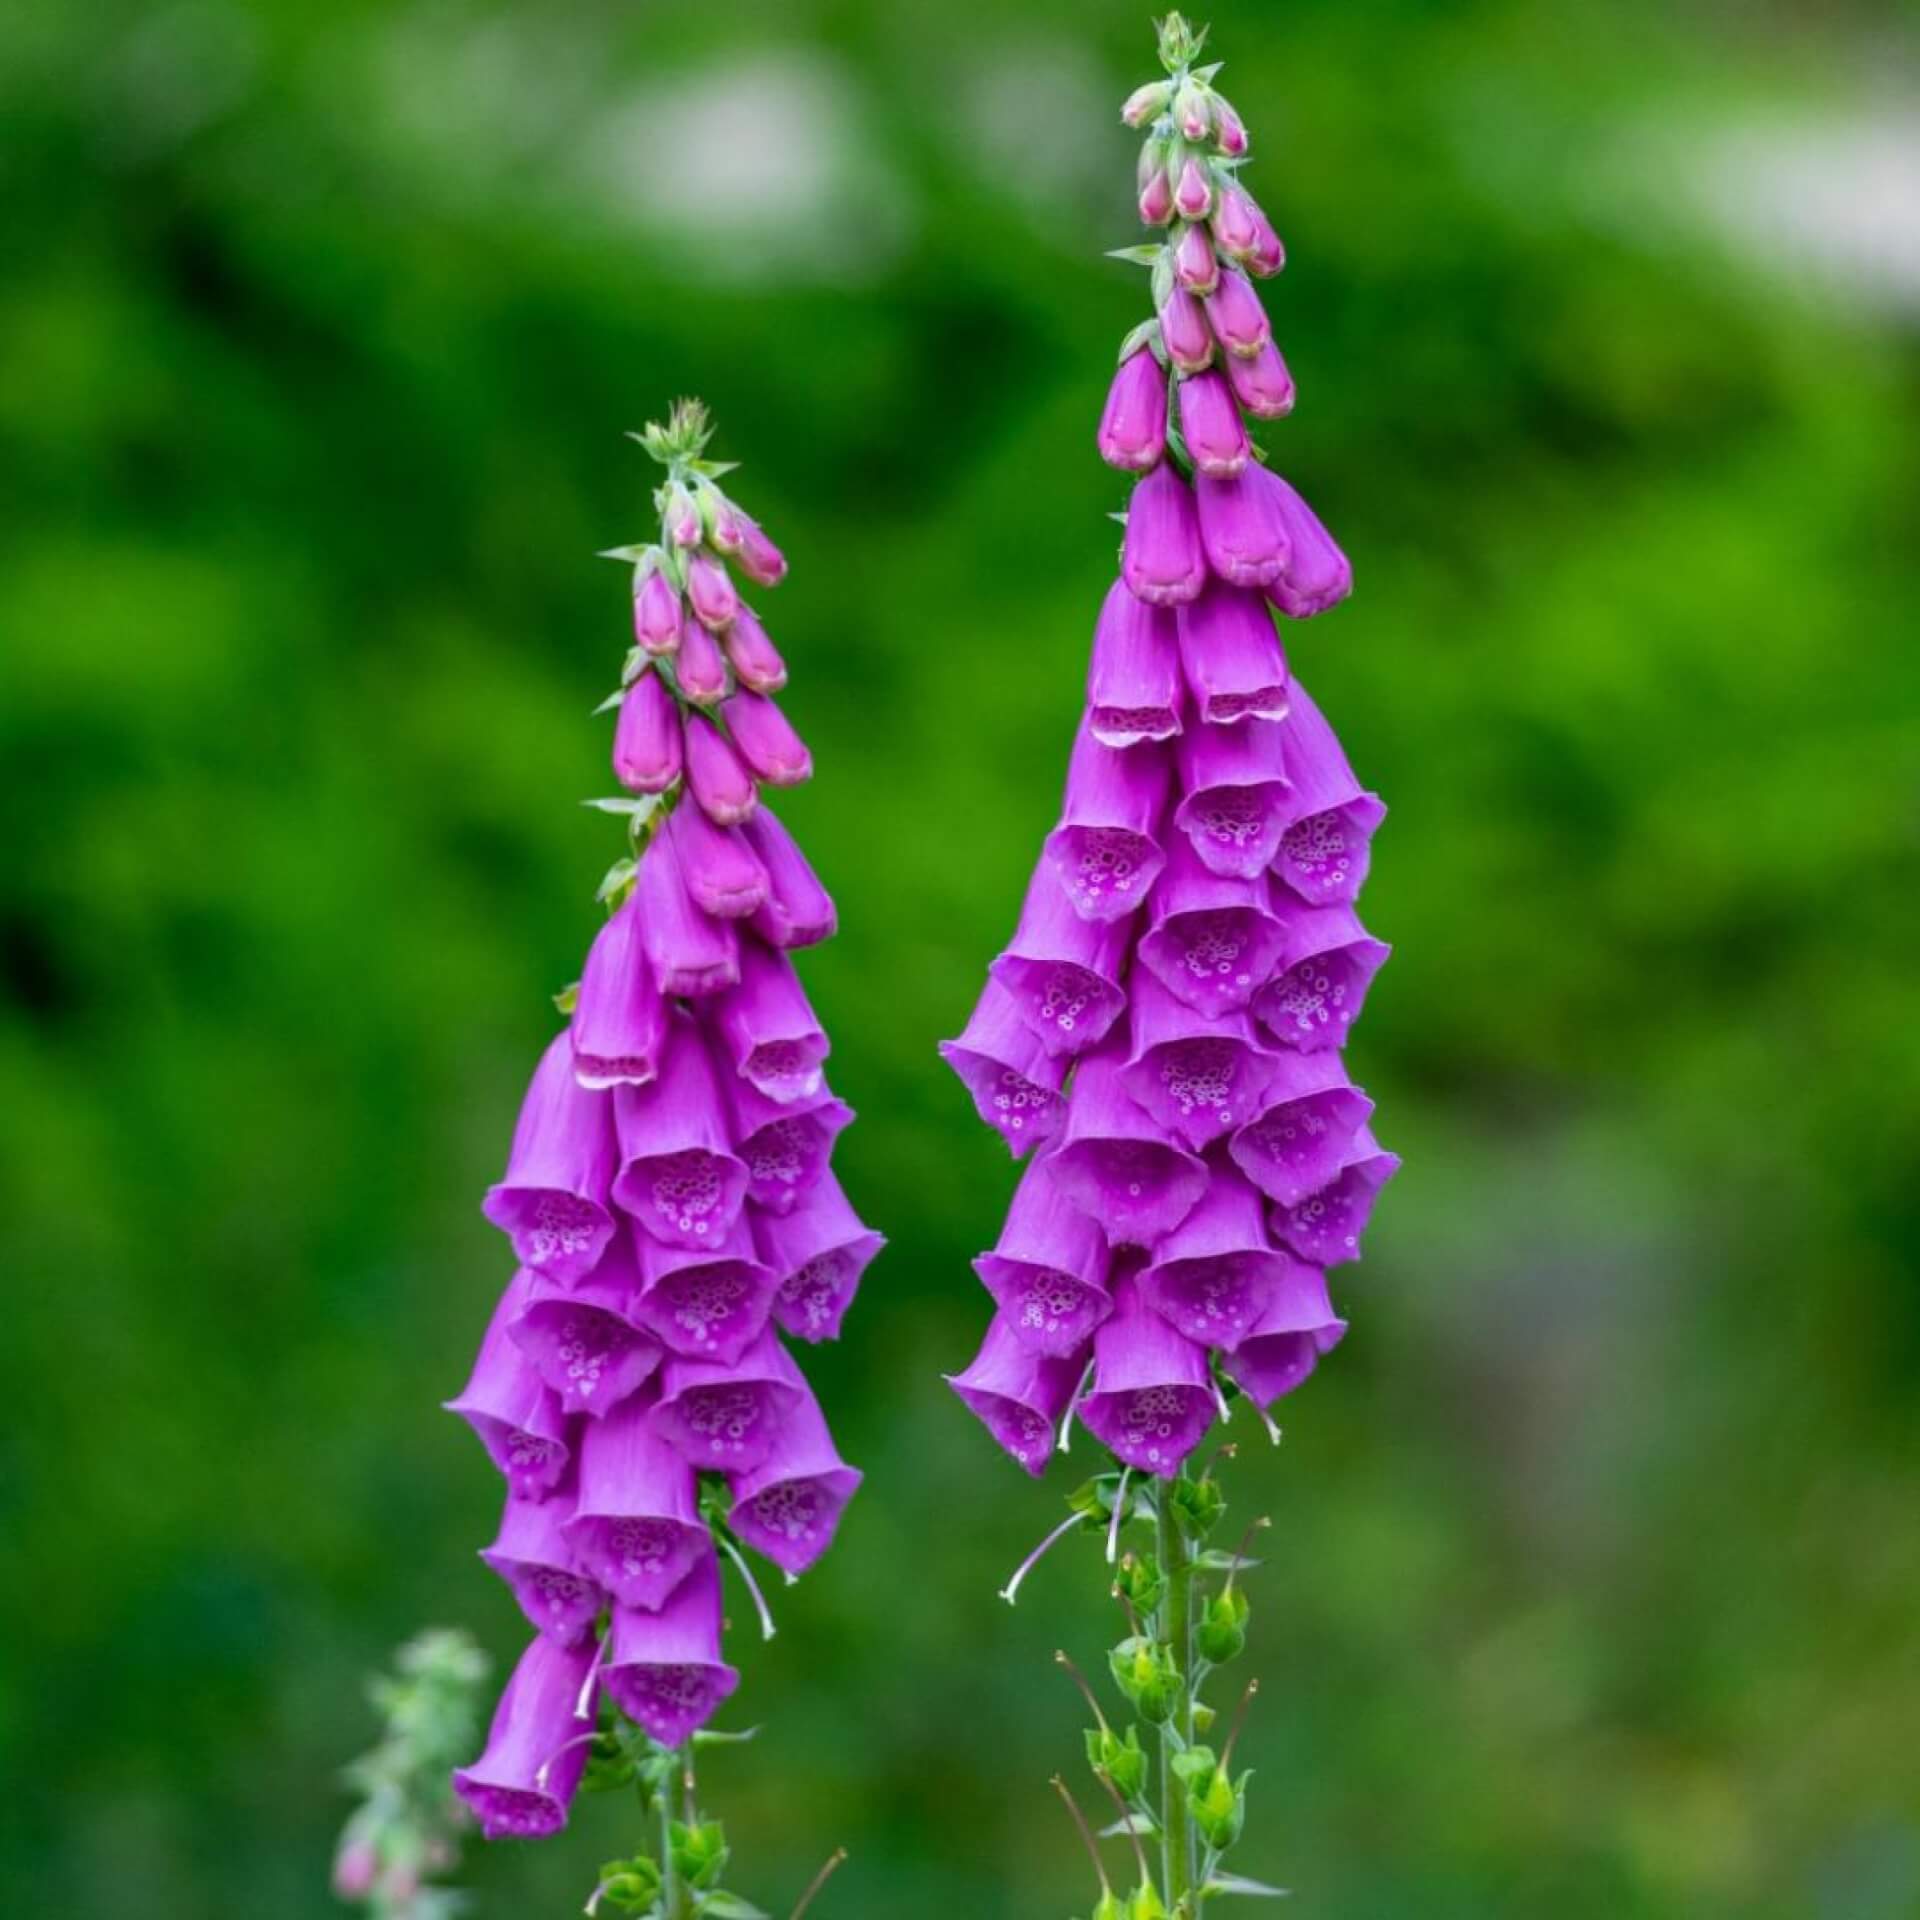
(483, 1032, 619, 1283)
(663, 800, 770, 921)
(1247, 200, 1285, 277)
(634, 1214, 778, 1365)
(684, 549, 738, 632)
(1079, 1274, 1214, 1478)
(938, 978, 1068, 1156)
(648, 1329, 807, 1472)
(1225, 1270, 1346, 1410)
(1050, 1044, 1208, 1246)
(733, 515, 787, 589)
(674, 608, 729, 707)
(664, 481, 703, 548)
(453, 1633, 598, 1840)
(1121, 79, 1171, 128)
(729, 1394, 863, 1575)
(1226, 1048, 1373, 1207)
(1173, 220, 1219, 294)
(1098, 348, 1169, 474)
(726, 1073, 853, 1215)
(988, 862, 1130, 1058)
(1224, 337, 1294, 419)
(1122, 970, 1281, 1151)
(611, 1011, 749, 1249)
(1195, 465, 1292, 589)
(759, 1172, 886, 1343)
(445, 1276, 573, 1501)
(741, 807, 836, 949)
(710, 936, 827, 1104)
(1085, 576, 1181, 748)
(613, 669, 683, 793)
(684, 712, 758, 827)
(634, 823, 740, 996)
(1177, 369, 1250, 477)
(1203, 266, 1271, 358)
(1157, 285, 1214, 374)
(1175, 578, 1289, 725)
(1139, 1163, 1299, 1350)
(562, 1394, 708, 1609)
(974, 1151, 1113, 1357)
(509, 1246, 662, 1418)
(1123, 459, 1207, 607)
(1215, 97, 1249, 157)
(1174, 80, 1212, 143)
(571, 900, 668, 1090)
(1210, 181, 1263, 261)
(722, 688, 812, 787)
(946, 1312, 1086, 1476)
(1263, 475, 1353, 618)
(1270, 1125, 1399, 1267)
(1252, 900, 1391, 1050)
(603, 1550, 741, 1744)
(1173, 156, 1212, 220)
(722, 603, 787, 693)
(1042, 719, 1170, 922)
(633, 569, 683, 656)
(482, 1474, 610, 1645)
(1272, 679, 1386, 905)
(1137, 149, 1175, 226)
(1137, 831, 1287, 1018)
(1173, 713, 1295, 878)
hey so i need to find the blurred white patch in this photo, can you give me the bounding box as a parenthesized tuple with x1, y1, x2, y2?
(953, 40, 1116, 236)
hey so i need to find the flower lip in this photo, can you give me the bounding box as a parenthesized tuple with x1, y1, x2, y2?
(989, 861, 1130, 1059)
(1086, 576, 1182, 748)
(1175, 579, 1290, 728)
(480, 1471, 610, 1646)
(946, 1313, 1087, 1476)
(1138, 833, 1287, 1019)
(1078, 1276, 1215, 1478)
(973, 1151, 1113, 1358)
(1137, 1165, 1295, 1351)
(757, 1171, 885, 1344)
(647, 1332, 807, 1472)
(453, 1633, 600, 1841)
(1226, 1048, 1373, 1208)
(1252, 900, 1391, 1052)
(446, 1274, 575, 1501)
(1042, 720, 1171, 923)
(1269, 1125, 1399, 1267)
(563, 1393, 709, 1611)
(1173, 714, 1295, 880)
(602, 1553, 741, 1744)
(940, 977, 1069, 1158)
(1121, 972, 1281, 1153)
(509, 1248, 662, 1418)
(728, 1394, 863, 1575)
(632, 1215, 779, 1366)
(1049, 1049, 1209, 1247)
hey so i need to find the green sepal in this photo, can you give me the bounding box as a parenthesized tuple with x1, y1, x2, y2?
(620, 644, 650, 687)
(593, 1853, 664, 1912)
(596, 857, 638, 905)
(593, 687, 627, 716)
(1190, 1766, 1250, 1852)
(696, 1893, 770, 1919)
(1195, 1549, 1263, 1574)
(1170, 1744, 1217, 1786)
(1197, 1583, 1250, 1664)
(1168, 1474, 1226, 1540)
(691, 1724, 762, 1748)
(1100, 1808, 1160, 1840)
(1130, 1880, 1170, 1920)
(1202, 1870, 1290, 1899)
(553, 980, 581, 1017)
(1092, 1890, 1129, 1920)
(1113, 1550, 1166, 1616)
(1086, 1720, 1149, 1800)
(1192, 1701, 1217, 1736)
(1106, 244, 1167, 268)
(1107, 1636, 1178, 1725)
(670, 1818, 729, 1890)
(1118, 317, 1164, 366)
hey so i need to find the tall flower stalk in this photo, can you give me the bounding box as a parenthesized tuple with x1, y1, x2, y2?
(446, 401, 877, 1918)
(943, 18, 1395, 1912)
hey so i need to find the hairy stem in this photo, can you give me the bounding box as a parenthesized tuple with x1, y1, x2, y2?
(1157, 1486, 1197, 1916)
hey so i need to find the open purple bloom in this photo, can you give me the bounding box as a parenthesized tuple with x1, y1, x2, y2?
(729, 1394, 863, 1575)
(759, 1171, 886, 1343)
(1177, 369, 1250, 477)
(603, 1550, 741, 1744)
(1272, 679, 1386, 906)
(1173, 714, 1295, 879)
(1270, 1125, 1399, 1267)
(1122, 461, 1207, 606)
(939, 978, 1068, 1156)
(1099, 348, 1169, 474)
(633, 569, 683, 657)
(481, 1472, 609, 1647)
(634, 1214, 778, 1365)
(974, 1151, 1113, 1357)
(1042, 720, 1170, 922)
(614, 669, 683, 793)
(446, 1277, 573, 1501)
(453, 1633, 599, 1840)
(1085, 577, 1182, 748)
(571, 900, 668, 1090)
(723, 603, 787, 693)
(1253, 900, 1391, 1050)
(674, 606, 729, 706)
(611, 1012, 749, 1250)
(725, 1071, 853, 1214)
(648, 1330, 807, 1472)
(1050, 1044, 1208, 1246)
(989, 863, 1130, 1059)
(1203, 266, 1271, 357)
(483, 1033, 618, 1284)
(1122, 970, 1280, 1151)
(1079, 1274, 1214, 1478)
(947, 1313, 1087, 1476)
(1225, 1267, 1346, 1410)
(564, 1393, 708, 1610)
(509, 1243, 662, 1417)
(664, 801, 770, 922)
(723, 689, 812, 787)
(1137, 832, 1287, 1018)
(741, 807, 836, 950)
(634, 823, 740, 997)
(684, 713, 758, 828)
(1175, 579, 1289, 725)
(1226, 1048, 1373, 1208)
(1263, 477, 1353, 619)
(1195, 466, 1292, 589)
(1139, 1162, 1297, 1350)
(710, 937, 827, 1105)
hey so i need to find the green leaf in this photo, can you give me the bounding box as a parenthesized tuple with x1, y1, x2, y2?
(1105, 244, 1166, 268)
(1203, 1872, 1290, 1898)
(695, 1894, 769, 1919)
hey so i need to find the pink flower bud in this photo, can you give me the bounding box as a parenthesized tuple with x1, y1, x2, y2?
(722, 690, 812, 787)
(709, 499, 747, 554)
(633, 568, 682, 656)
(685, 712, 758, 825)
(1121, 80, 1171, 128)
(675, 609, 728, 706)
(1248, 202, 1285, 277)
(684, 550, 738, 631)
(734, 516, 787, 588)
(1173, 157, 1212, 221)
(664, 482, 702, 548)
(1098, 348, 1168, 474)
(332, 1837, 379, 1900)
(1178, 369, 1251, 477)
(1215, 98, 1249, 156)
(1173, 221, 1218, 295)
(613, 668, 683, 793)
(1158, 286, 1214, 374)
(1204, 267, 1271, 357)
(1211, 182, 1262, 261)
(1138, 163, 1174, 228)
(1175, 80, 1212, 143)
(723, 604, 788, 692)
(1224, 338, 1295, 419)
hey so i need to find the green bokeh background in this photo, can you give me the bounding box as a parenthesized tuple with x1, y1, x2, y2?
(5, 0, 1918, 1914)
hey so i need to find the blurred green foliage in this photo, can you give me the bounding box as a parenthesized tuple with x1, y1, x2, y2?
(3, 0, 1918, 1916)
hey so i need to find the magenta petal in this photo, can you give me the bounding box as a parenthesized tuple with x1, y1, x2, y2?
(710, 937, 828, 1104)
(1226, 1049, 1373, 1208)
(685, 551, 739, 633)
(741, 808, 836, 949)
(572, 902, 668, 1090)
(939, 978, 1068, 1157)
(1273, 680, 1386, 906)
(1253, 899, 1391, 1050)
(445, 1277, 573, 1501)
(1263, 477, 1353, 619)
(1042, 720, 1171, 922)
(1270, 1126, 1399, 1267)
(611, 1013, 749, 1250)
(1176, 579, 1289, 726)
(1203, 267, 1271, 358)
(665, 802, 770, 921)
(647, 1330, 806, 1472)
(633, 571, 683, 657)
(481, 1474, 609, 1647)
(734, 516, 787, 589)
(723, 689, 812, 787)
(946, 1313, 1086, 1476)
(1122, 971, 1281, 1151)
(973, 1151, 1113, 1357)
(1049, 1045, 1208, 1247)
(613, 670, 683, 793)
(1138, 1165, 1294, 1351)
(563, 1395, 708, 1610)
(1099, 349, 1169, 474)
(1226, 1271, 1346, 1408)
(684, 713, 758, 827)
(483, 1033, 618, 1283)
(602, 1552, 740, 1744)
(758, 1172, 886, 1343)
(509, 1242, 662, 1418)
(729, 1395, 862, 1575)
(723, 603, 787, 693)
(675, 609, 729, 706)
(1080, 1275, 1215, 1478)
(1137, 832, 1287, 1018)
(1177, 369, 1250, 477)
(1173, 219, 1219, 294)
(633, 1213, 778, 1364)
(1195, 466, 1292, 589)
(725, 1072, 853, 1216)
(454, 1633, 599, 1840)
(1085, 577, 1182, 748)
(1173, 714, 1294, 879)
(1225, 338, 1295, 419)
(634, 825, 740, 997)
(1123, 462, 1207, 606)
(989, 862, 1130, 1059)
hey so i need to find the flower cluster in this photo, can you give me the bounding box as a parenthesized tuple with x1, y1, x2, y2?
(944, 16, 1395, 1490)
(448, 402, 881, 1848)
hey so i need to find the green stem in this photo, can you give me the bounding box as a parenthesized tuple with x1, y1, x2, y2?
(1157, 1486, 1197, 1917)
(659, 1744, 690, 1920)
